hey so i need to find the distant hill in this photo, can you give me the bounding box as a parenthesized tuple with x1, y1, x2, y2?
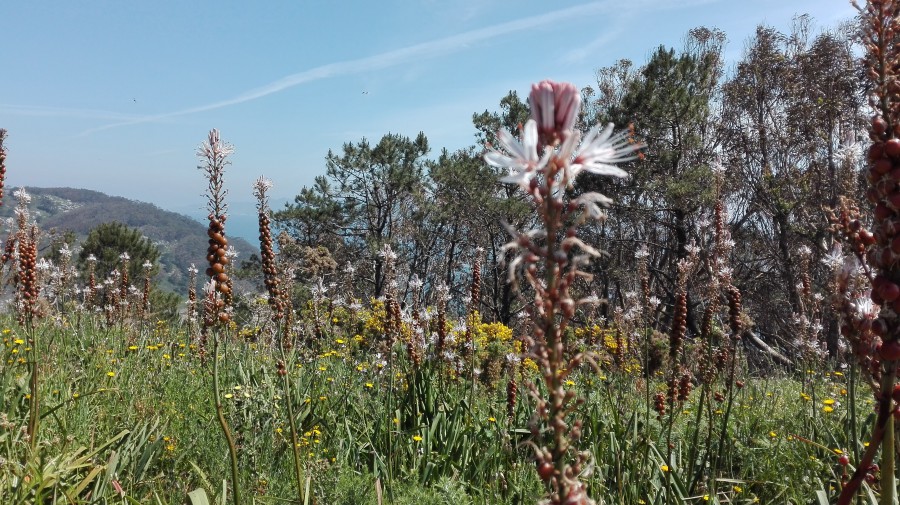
(0, 187, 259, 294)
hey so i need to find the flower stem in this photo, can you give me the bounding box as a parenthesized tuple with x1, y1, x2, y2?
(213, 332, 241, 505)
(26, 322, 38, 450)
(882, 414, 895, 505)
(280, 344, 306, 503)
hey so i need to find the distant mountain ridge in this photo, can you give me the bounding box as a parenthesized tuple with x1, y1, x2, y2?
(0, 187, 259, 294)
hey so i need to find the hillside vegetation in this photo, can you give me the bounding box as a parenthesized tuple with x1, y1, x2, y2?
(0, 187, 258, 293)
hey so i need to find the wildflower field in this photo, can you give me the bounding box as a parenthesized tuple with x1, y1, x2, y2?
(6, 3, 900, 505)
(0, 312, 872, 504)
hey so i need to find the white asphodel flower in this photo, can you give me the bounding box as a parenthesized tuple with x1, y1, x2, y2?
(13, 188, 30, 205)
(855, 295, 877, 319)
(821, 244, 843, 270)
(569, 123, 641, 180)
(711, 157, 727, 175)
(253, 176, 273, 201)
(573, 192, 614, 220)
(484, 119, 550, 191)
(486, 118, 640, 195)
(253, 176, 273, 192)
(197, 128, 235, 160)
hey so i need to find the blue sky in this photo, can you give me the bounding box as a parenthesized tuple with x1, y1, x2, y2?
(1, 0, 857, 240)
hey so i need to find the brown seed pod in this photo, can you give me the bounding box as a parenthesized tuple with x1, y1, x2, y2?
(870, 142, 886, 162)
(875, 159, 893, 175)
(886, 138, 900, 158)
(880, 340, 900, 361)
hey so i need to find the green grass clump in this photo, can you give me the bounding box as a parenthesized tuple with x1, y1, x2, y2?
(0, 311, 876, 504)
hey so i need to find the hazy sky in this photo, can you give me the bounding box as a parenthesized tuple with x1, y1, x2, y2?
(1, 0, 857, 239)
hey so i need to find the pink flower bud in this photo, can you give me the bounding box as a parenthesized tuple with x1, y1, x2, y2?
(530, 80, 581, 146)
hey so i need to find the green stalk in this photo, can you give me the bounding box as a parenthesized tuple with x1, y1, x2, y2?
(280, 344, 306, 503)
(687, 331, 714, 493)
(386, 341, 396, 503)
(849, 364, 861, 505)
(663, 402, 676, 505)
(26, 321, 38, 450)
(850, 363, 859, 464)
(882, 414, 895, 505)
(640, 327, 653, 483)
(711, 334, 741, 501)
(686, 383, 707, 493)
(213, 332, 241, 505)
(715, 333, 740, 466)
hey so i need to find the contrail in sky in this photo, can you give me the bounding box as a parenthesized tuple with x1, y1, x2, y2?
(79, 0, 713, 136)
(0, 104, 143, 121)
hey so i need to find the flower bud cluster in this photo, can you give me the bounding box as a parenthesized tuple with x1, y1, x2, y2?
(1, 230, 15, 266)
(726, 285, 743, 336)
(141, 261, 152, 318)
(506, 376, 518, 420)
(676, 369, 694, 402)
(197, 129, 233, 332)
(669, 291, 687, 359)
(17, 226, 39, 325)
(0, 129, 7, 206)
(836, 4, 900, 500)
(85, 256, 97, 309)
(435, 283, 449, 360)
(205, 214, 231, 325)
(254, 177, 286, 324)
(654, 392, 667, 419)
(824, 203, 882, 386)
(186, 264, 197, 324)
(861, 120, 900, 367)
(118, 253, 130, 298)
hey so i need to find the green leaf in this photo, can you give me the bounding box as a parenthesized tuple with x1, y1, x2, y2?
(187, 488, 211, 505)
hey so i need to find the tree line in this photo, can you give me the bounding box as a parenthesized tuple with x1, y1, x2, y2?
(272, 18, 865, 360)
